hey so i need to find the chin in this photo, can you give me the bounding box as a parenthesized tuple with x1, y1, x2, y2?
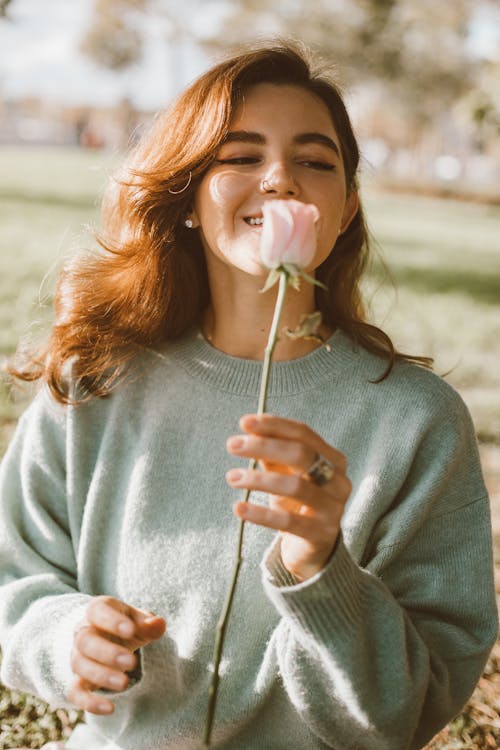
(225, 251, 266, 278)
(241, 264, 268, 279)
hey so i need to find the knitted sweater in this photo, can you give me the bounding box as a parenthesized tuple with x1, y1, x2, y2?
(0, 328, 497, 750)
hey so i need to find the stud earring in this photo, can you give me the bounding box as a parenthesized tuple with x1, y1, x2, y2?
(184, 218, 194, 229)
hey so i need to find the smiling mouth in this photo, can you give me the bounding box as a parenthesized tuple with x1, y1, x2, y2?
(244, 216, 263, 226)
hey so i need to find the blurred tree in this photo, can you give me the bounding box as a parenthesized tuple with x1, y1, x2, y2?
(78, 0, 499, 142)
(80, 0, 198, 105)
(79, 0, 195, 69)
(456, 62, 500, 150)
(78, 0, 483, 118)
(0, 0, 12, 19)
(79, 0, 148, 71)
(201, 0, 480, 122)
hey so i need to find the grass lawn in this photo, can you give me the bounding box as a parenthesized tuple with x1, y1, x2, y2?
(362, 189, 500, 444)
(0, 146, 119, 455)
(0, 145, 499, 749)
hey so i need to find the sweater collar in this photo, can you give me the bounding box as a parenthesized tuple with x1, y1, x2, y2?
(164, 327, 356, 397)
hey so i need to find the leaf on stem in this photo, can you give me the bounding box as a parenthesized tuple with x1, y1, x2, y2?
(285, 311, 331, 350)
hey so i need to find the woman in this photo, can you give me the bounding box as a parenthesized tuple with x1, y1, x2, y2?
(0, 43, 497, 750)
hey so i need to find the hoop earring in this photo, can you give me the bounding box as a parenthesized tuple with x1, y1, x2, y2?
(168, 171, 192, 194)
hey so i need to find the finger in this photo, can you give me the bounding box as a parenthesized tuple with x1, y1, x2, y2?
(131, 612, 166, 642)
(86, 596, 166, 645)
(227, 434, 316, 474)
(71, 649, 130, 692)
(226, 467, 347, 511)
(233, 500, 338, 543)
(86, 596, 138, 640)
(74, 627, 137, 672)
(67, 676, 115, 715)
(269, 494, 303, 514)
(239, 414, 348, 474)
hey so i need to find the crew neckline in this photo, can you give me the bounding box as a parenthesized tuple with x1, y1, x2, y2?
(158, 327, 357, 397)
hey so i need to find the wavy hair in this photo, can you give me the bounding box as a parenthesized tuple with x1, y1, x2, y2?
(8, 41, 431, 403)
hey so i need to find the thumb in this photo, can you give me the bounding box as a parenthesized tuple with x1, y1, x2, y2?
(129, 608, 167, 644)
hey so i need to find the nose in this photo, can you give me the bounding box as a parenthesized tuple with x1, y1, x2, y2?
(259, 163, 299, 197)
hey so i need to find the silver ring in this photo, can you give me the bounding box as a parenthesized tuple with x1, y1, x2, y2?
(305, 453, 335, 486)
(168, 171, 192, 194)
(261, 179, 273, 192)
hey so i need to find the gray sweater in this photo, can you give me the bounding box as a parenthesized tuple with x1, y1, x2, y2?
(0, 328, 497, 750)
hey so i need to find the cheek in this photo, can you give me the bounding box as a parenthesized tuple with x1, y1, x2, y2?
(315, 218, 341, 263)
(194, 175, 250, 258)
(208, 173, 245, 205)
(316, 187, 349, 252)
(197, 172, 251, 219)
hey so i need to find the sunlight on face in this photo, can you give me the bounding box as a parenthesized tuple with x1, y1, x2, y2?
(192, 83, 358, 280)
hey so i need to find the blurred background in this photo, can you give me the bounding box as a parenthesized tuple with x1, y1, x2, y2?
(0, 1, 499, 748)
(1, 0, 500, 189)
(2, 0, 500, 185)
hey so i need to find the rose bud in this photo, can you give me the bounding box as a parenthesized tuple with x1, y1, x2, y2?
(260, 199, 319, 271)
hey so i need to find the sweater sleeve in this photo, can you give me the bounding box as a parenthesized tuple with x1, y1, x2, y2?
(0, 389, 92, 708)
(261, 389, 499, 750)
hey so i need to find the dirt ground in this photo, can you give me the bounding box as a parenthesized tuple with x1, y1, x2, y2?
(481, 443, 500, 647)
(480, 445, 500, 572)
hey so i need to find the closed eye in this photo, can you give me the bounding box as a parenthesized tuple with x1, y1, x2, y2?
(215, 157, 260, 165)
(300, 160, 336, 171)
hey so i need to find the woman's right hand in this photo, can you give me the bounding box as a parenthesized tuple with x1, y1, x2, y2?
(67, 595, 166, 715)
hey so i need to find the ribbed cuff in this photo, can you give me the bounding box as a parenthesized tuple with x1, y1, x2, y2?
(261, 534, 365, 642)
(49, 595, 94, 709)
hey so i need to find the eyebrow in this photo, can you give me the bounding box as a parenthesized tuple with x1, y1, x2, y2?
(223, 130, 341, 159)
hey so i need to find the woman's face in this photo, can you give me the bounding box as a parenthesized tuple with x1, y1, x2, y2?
(191, 83, 358, 278)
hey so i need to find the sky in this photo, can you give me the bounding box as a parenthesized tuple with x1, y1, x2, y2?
(0, 0, 216, 109)
(1, 0, 499, 111)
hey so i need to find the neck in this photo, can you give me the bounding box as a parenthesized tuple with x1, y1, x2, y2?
(202, 265, 332, 361)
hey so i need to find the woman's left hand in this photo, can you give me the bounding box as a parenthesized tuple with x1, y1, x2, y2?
(226, 413, 351, 582)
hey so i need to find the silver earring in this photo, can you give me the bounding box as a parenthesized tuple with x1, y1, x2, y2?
(168, 171, 192, 195)
(184, 218, 194, 228)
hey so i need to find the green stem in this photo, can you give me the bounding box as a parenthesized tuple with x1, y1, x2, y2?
(203, 270, 289, 746)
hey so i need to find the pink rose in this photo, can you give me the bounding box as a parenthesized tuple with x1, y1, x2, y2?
(260, 199, 319, 271)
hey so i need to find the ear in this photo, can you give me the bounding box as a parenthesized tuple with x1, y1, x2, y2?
(340, 190, 359, 234)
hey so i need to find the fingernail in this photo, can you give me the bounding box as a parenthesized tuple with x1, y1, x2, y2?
(243, 417, 258, 429)
(227, 437, 244, 450)
(226, 469, 244, 484)
(235, 502, 249, 517)
(98, 702, 114, 713)
(118, 621, 134, 637)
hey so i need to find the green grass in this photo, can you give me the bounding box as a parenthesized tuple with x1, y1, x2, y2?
(362, 190, 500, 443)
(0, 147, 119, 454)
(0, 147, 119, 352)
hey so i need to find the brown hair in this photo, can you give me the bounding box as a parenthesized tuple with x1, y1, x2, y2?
(9, 41, 431, 403)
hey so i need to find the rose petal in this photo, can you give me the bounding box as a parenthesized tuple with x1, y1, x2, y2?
(259, 199, 318, 270)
